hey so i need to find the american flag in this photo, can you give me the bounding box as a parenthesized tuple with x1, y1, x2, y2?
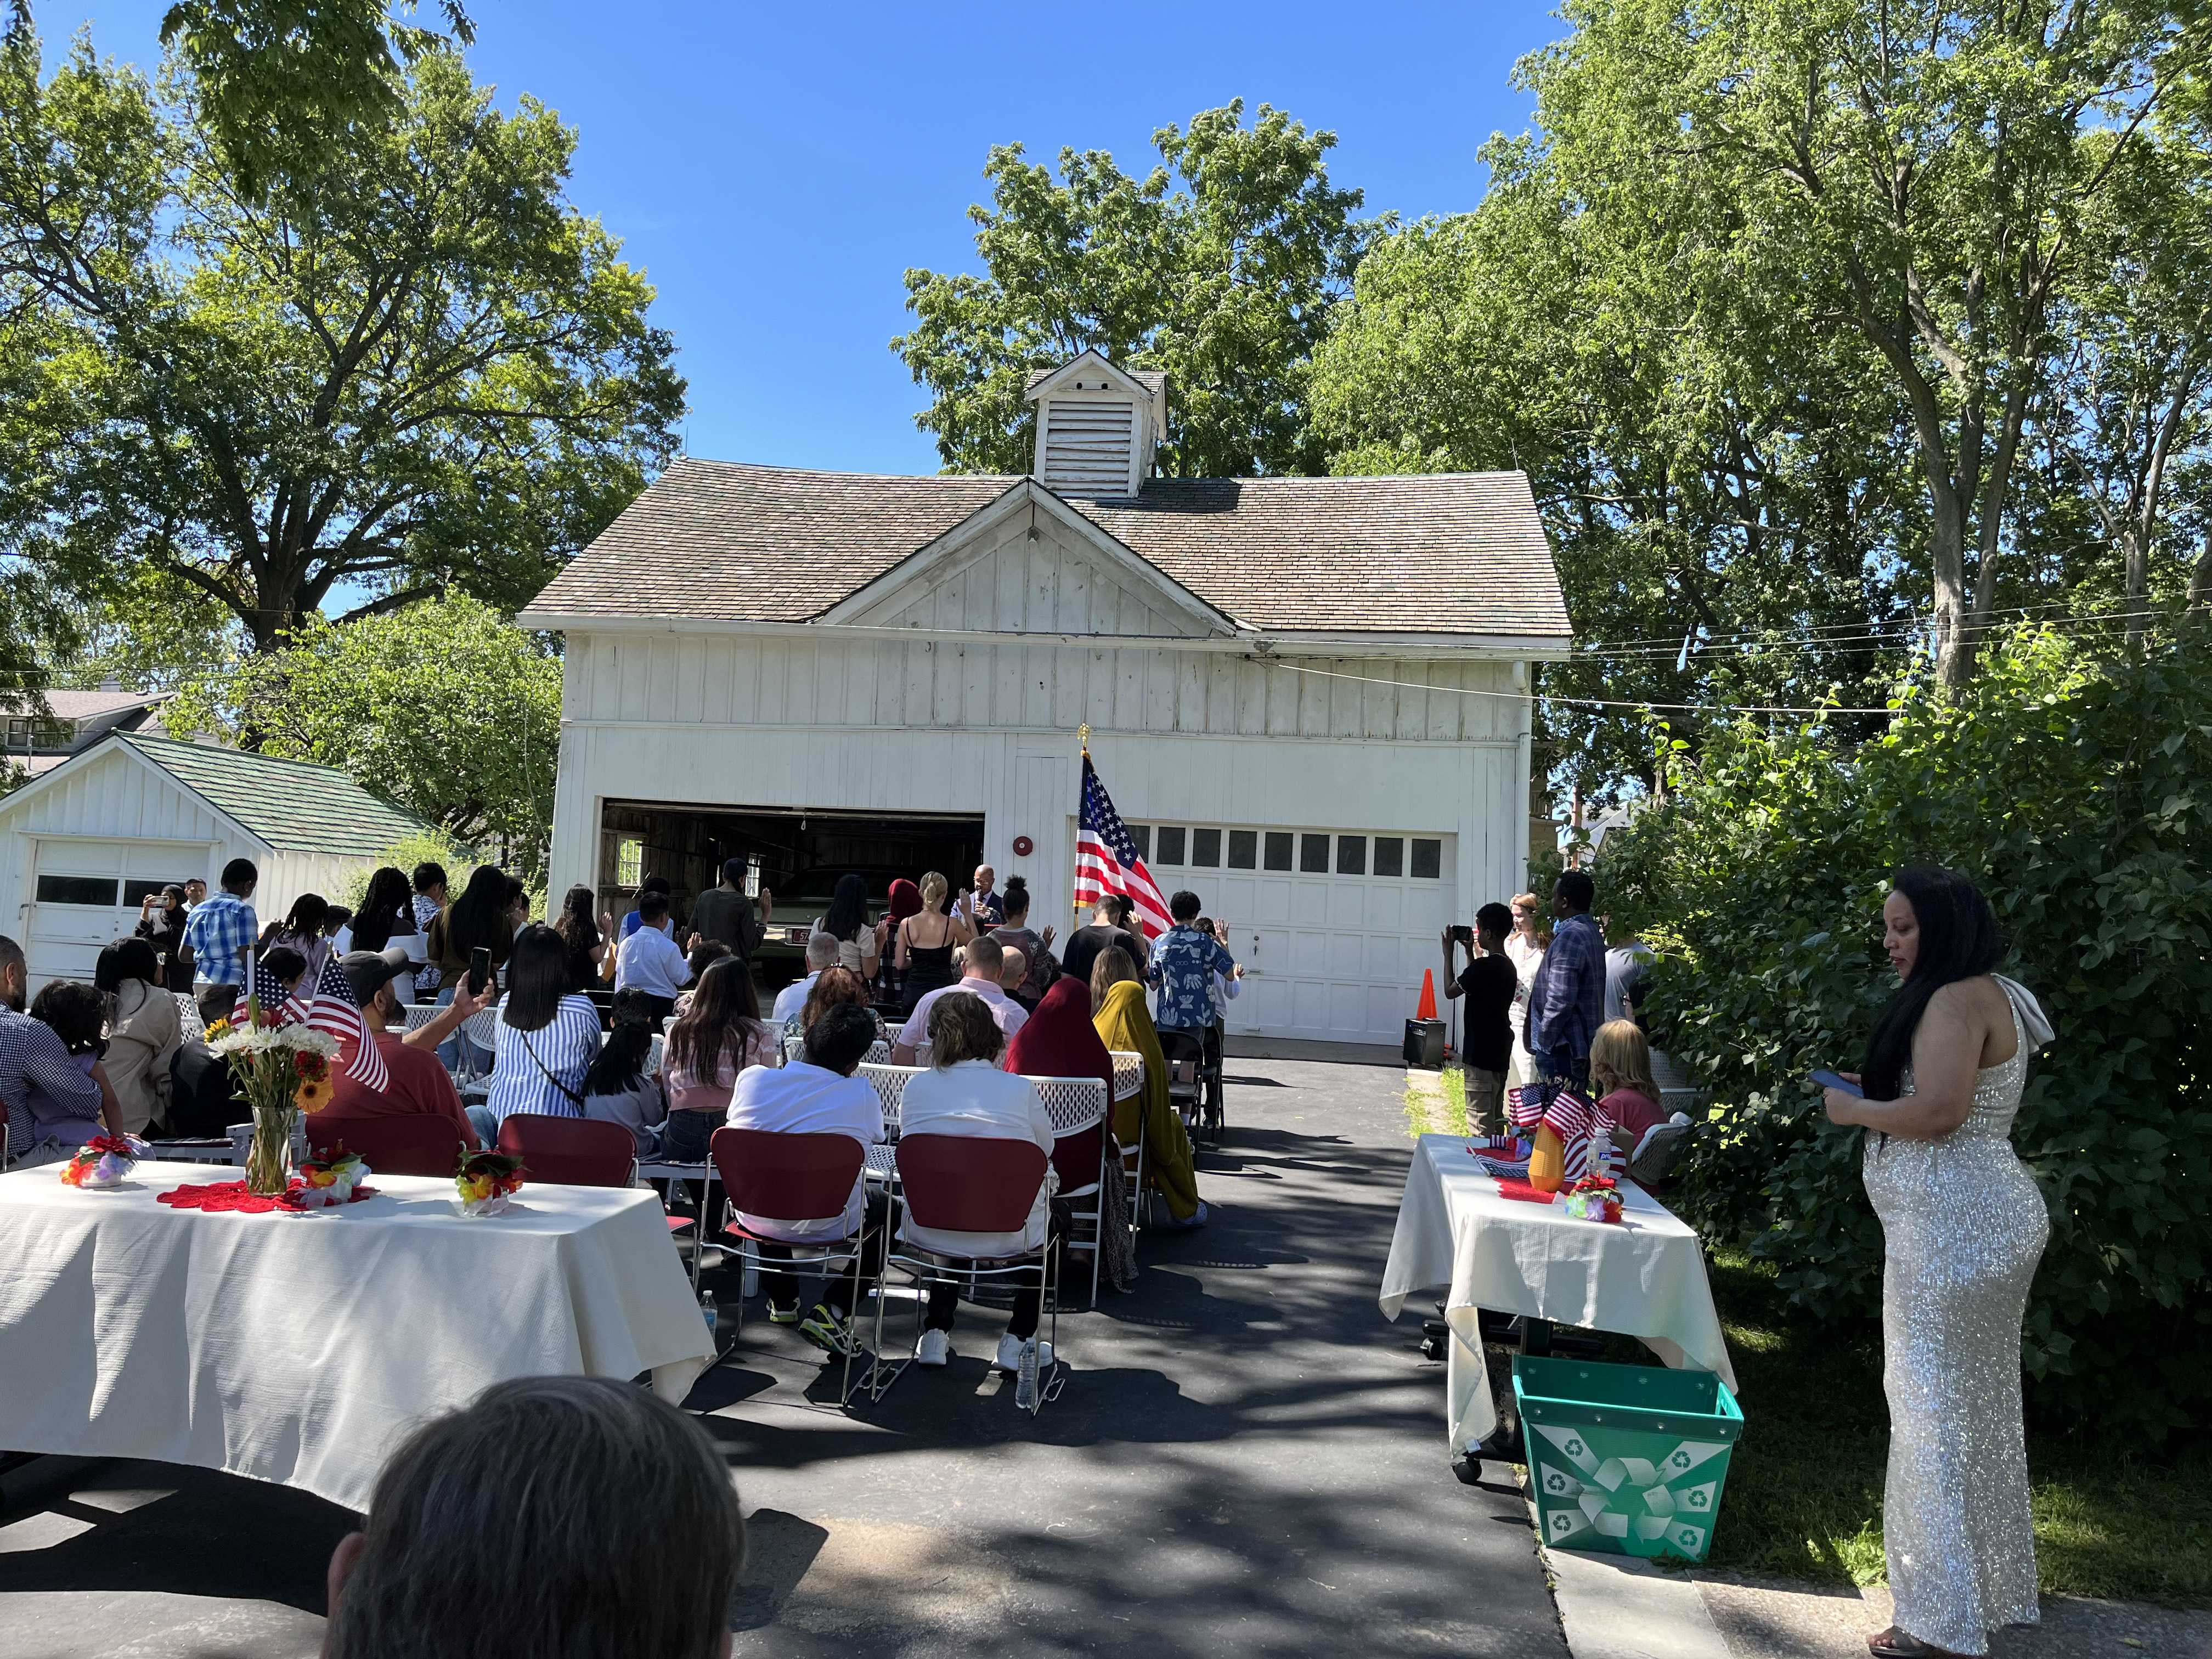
(250, 952, 312, 1026)
(1073, 753, 1171, 940)
(303, 951, 390, 1093)
(1540, 1086, 1609, 1184)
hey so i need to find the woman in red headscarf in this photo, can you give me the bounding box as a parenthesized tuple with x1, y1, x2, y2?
(876, 878, 924, 1005)
(1005, 977, 1134, 1291)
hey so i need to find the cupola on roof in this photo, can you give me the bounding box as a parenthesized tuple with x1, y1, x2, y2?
(1024, 350, 1165, 498)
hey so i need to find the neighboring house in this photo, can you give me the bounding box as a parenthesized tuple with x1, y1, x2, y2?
(518, 351, 1576, 1048)
(1, 731, 436, 991)
(3, 685, 173, 782)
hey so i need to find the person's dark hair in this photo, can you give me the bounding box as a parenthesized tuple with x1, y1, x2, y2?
(501, 924, 572, 1032)
(30, 980, 108, 1057)
(220, 856, 257, 890)
(686, 939, 730, 981)
(720, 856, 746, 889)
(1476, 901, 1515, 938)
(640, 873, 672, 897)
(505, 877, 527, 910)
(803, 1002, 879, 1074)
(0, 933, 21, 977)
(610, 985, 662, 1028)
(928, 990, 1003, 1067)
(353, 867, 414, 953)
(323, 1374, 744, 1659)
(1169, 889, 1200, 922)
(1001, 875, 1031, 922)
(1101, 893, 1133, 926)
(323, 905, 352, 936)
(1090, 944, 1140, 1014)
(411, 861, 448, 895)
(197, 981, 238, 1023)
(448, 866, 512, 957)
(667, 957, 764, 1082)
(821, 873, 869, 943)
(638, 890, 671, 924)
(280, 893, 329, 939)
(262, 945, 307, 985)
(1555, 869, 1596, 913)
(1863, 867, 2001, 1099)
(95, 937, 162, 994)
(584, 1019, 654, 1097)
(553, 884, 601, 959)
(800, 965, 872, 1032)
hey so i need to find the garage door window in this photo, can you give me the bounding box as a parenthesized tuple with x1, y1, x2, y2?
(1129, 825, 1150, 860)
(1155, 826, 1184, 865)
(1300, 834, 1330, 873)
(1191, 828, 1220, 867)
(1263, 832, 1292, 871)
(1374, 836, 1404, 877)
(1227, 830, 1257, 869)
(36, 874, 120, 906)
(1411, 838, 1442, 879)
(1336, 836, 1366, 875)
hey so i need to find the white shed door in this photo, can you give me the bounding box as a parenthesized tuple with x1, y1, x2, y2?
(25, 839, 206, 990)
(1137, 826, 1454, 1048)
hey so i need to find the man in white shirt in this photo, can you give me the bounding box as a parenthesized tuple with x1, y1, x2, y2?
(892, 934, 1027, 1063)
(772, 932, 840, 1026)
(613, 891, 690, 1022)
(895, 990, 1060, 1375)
(724, 1003, 886, 1353)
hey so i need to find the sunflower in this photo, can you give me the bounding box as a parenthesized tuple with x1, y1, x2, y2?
(294, 1074, 335, 1114)
(204, 1018, 234, 1043)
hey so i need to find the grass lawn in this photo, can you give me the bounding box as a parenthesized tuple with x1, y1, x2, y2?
(1661, 1249, 2211, 1601)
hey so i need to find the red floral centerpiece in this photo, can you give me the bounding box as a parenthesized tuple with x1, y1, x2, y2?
(294, 1145, 371, 1208)
(1562, 1172, 1625, 1223)
(454, 1148, 524, 1217)
(60, 1133, 148, 1189)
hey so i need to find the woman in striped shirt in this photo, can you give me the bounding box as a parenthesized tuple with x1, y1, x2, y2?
(482, 925, 602, 1127)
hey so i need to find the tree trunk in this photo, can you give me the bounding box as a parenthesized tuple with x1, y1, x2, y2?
(1929, 494, 1975, 694)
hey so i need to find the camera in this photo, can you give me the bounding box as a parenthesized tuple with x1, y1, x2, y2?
(1448, 924, 1474, 945)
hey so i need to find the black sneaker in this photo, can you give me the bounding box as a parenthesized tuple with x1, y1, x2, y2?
(798, 1303, 857, 1357)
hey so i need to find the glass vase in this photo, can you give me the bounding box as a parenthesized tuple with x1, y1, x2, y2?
(246, 1105, 298, 1197)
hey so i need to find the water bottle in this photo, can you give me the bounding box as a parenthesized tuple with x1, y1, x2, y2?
(1015, 1338, 1039, 1410)
(700, 1290, 719, 1350)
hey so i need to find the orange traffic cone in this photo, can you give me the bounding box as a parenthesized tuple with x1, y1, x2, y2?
(1415, 969, 1438, 1022)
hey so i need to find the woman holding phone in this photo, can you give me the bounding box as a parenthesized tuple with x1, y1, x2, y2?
(1821, 869, 2051, 1659)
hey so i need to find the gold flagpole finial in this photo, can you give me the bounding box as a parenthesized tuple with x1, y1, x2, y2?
(1077, 723, 1090, 755)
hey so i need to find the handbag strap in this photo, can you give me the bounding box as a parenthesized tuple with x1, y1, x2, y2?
(518, 1025, 586, 1107)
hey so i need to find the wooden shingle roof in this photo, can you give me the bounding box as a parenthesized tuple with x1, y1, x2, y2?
(525, 456, 1571, 640)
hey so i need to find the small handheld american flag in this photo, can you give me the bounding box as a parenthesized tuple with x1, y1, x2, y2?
(1073, 752, 1171, 940)
(249, 952, 312, 1026)
(303, 952, 390, 1093)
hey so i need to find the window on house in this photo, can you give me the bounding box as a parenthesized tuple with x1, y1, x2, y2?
(744, 856, 762, 899)
(1336, 836, 1367, 875)
(1411, 838, 1442, 879)
(616, 837, 643, 888)
(37, 874, 120, 907)
(1374, 837, 1404, 877)
(1130, 825, 1150, 860)
(1263, 832, 1293, 871)
(1228, 830, 1257, 869)
(1300, 834, 1330, 873)
(1191, 828, 1221, 867)
(1155, 826, 1186, 865)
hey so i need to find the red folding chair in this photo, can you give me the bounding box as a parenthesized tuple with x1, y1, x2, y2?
(708, 1127, 878, 1400)
(306, 1113, 469, 1178)
(495, 1114, 639, 1188)
(875, 1133, 1060, 1413)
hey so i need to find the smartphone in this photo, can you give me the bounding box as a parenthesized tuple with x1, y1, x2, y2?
(1449, 924, 1474, 945)
(467, 946, 493, 996)
(1809, 1068, 1863, 1098)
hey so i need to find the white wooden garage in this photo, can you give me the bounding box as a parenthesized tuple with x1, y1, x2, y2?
(521, 354, 1573, 1048)
(0, 732, 435, 991)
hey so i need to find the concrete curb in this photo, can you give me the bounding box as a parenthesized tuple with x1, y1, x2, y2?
(1534, 1515, 1734, 1659)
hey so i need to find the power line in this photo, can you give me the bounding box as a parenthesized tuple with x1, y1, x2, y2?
(1263, 659, 1905, 718)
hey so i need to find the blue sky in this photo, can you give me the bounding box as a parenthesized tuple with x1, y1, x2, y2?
(50, 1, 1562, 477)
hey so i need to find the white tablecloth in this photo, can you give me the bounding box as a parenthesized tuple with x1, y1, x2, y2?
(0, 1161, 715, 1513)
(1379, 1134, 1734, 1455)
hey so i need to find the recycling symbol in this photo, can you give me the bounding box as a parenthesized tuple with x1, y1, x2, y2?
(1564, 1438, 1584, 1458)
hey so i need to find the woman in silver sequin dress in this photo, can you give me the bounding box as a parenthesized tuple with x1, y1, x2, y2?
(1822, 869, 2051, 1659)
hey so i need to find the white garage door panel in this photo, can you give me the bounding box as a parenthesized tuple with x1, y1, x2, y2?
(27, 838, 209, 988)
(1139, 823, 1455, 1047)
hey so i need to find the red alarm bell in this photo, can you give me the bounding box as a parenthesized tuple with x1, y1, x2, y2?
(1012, 836, 1034, 857)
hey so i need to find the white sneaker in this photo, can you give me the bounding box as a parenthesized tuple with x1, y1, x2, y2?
(917, 1329, 951, 1367)
(995, 1333, 1052, 1373)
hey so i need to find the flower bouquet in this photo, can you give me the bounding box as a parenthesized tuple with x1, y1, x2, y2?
(295, 1146, 372, 1209)
(454, 1148, 525, 1217)
(204, 1004, 340, 1195)
(1562, 1172, 1625, 1223)
(60, 1133, 149, 1189)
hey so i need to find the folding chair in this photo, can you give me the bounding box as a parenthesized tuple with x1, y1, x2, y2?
(637, 1147, 723, 1291)
(1626, 1116, 1694, 1187)
(707, 1127, 879, 1402)
(306, 1113, 469, 1177)
(873, 1133, 1062, 1414)
(495, 1113, 639, 1187)
(856, 1061, 925, 1147)
(1108, 1049, 1148, 1232)
(1024, 1075, 1110, 1305)
(1158, 1030, 1206, 1135)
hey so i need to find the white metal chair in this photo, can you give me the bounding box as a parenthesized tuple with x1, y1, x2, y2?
(856, 1062, 926, 1149)
(1109, 1050, 1149, 1231)
(1024, 1075, 1110, 1304)
(787, 1032, 893, 1069)
(636, 1149, 723, 1292)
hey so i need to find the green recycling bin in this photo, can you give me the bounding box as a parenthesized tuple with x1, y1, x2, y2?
(1514, 1354, 1743, 1562)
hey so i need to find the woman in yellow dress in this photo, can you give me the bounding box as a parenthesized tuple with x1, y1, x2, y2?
(1090, 948, 1206, 1229)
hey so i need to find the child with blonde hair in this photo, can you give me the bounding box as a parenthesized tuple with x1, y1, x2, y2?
(1589, 1018, 1669, 1149)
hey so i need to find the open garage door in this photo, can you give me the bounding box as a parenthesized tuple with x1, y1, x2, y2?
(597, 802, 985, 988)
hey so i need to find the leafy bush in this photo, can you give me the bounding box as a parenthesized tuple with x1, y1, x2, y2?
(336, 832, 482, 914)
(1600, 631, 2212, 1437)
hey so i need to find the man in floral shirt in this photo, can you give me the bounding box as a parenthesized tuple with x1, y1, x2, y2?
(1146, 890, 1238, 1040)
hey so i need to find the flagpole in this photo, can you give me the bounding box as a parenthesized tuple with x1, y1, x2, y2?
(1074, 723, 1090, 927)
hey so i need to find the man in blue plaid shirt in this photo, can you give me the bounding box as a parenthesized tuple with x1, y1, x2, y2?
(1527, 868, 1605, 1091)
(182, 857, 260, 989)
(1147, 889, 1238, 1037)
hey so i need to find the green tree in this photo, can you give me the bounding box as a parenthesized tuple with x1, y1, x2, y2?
(0, 27, 682, 653)
(163, 595, 560, 876)
(895, 100, 1378, 479)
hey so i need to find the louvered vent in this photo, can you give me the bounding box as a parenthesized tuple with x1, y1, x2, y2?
(1039, 399, 1136, 496)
